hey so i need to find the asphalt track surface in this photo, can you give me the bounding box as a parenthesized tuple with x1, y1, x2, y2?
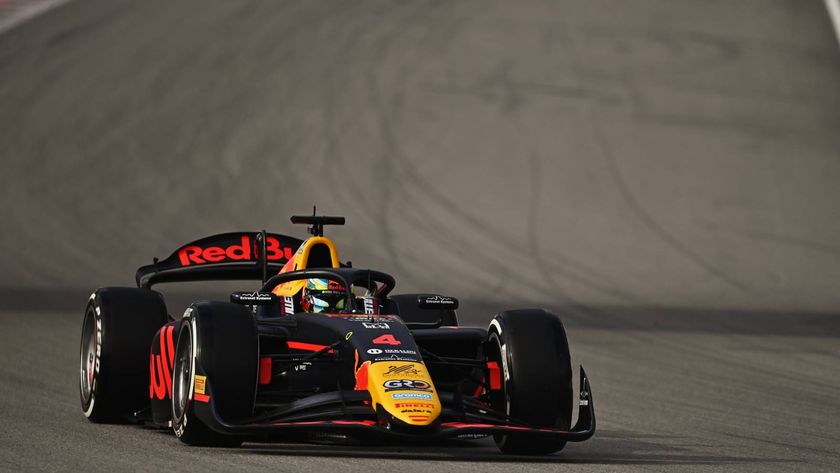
(1, 1, 840, 472)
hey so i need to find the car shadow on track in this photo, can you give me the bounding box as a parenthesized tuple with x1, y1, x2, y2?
(234, 430, 796, 466)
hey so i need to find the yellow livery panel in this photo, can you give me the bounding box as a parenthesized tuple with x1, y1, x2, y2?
(363, 361, 441, 426)
(272, 236, 340, 296)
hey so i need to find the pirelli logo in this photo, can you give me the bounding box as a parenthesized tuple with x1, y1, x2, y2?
(194, 375, 206, 395)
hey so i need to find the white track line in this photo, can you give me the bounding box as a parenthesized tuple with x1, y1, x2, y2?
(826, 0, 840, 50)
(0, 0, 70, 36)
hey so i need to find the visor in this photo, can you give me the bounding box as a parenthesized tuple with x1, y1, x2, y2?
(309, 289, 346, 313)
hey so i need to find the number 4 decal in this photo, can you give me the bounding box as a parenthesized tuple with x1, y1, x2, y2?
(372, 334, 401, 345)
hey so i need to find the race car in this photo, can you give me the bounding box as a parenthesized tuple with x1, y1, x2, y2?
(79, 214, 595, 454)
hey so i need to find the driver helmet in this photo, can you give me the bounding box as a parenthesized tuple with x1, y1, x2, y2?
(301, 278, 348, 313)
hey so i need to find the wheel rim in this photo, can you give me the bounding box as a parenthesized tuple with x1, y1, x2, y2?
(79, 306, 97, 407)
(172, 325, 192, 421)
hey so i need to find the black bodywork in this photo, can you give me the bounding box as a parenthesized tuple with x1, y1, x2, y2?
(99, 222, 595, 448)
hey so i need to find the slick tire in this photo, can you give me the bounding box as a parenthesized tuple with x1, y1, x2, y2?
(487, 309, 573, 455)
(80, 287, 169, 423)
(171, 301, 257, 447)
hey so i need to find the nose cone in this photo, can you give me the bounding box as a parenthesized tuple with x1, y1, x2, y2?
(363, 361, 441, 426)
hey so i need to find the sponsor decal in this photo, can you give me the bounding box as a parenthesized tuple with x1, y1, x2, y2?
(400, 409, 432, 414)
(363, 298, 375, 315)
(383, 348, 416, 355)
(231, 291, 275, 304)
(178, 235, 294, 266)
(345, 331, 353, 340)
(367, 348, 383, 355)
(149, 325, 176, 400)
(87, 304, 103, 405)
(362, 322, 389, 329)
(194, 375, 206, 395)
(374, 356, 417, 362)
(391, 392, 433, 400)
(383, 379, 431, 392)
(283, 296, 294, 314)
(343, 315, 398, 323)
(580, 383, 590, 406)
(395, 402, 435, 409)
(383, 364, 421, 377)
(418, 295, 458, 309)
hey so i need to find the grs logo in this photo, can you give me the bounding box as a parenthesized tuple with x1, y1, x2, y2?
(367, 348, 383, 355)
(178, 235, 294, 266)
(362, 322, 389, 329)
(383, 379, 431, 392)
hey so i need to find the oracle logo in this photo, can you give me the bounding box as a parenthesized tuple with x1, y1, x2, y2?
(178, 235, 294, 266)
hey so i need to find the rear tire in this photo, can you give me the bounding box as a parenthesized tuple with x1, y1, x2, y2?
(171, 301, 257, 447)
(80, 287, 168, 423)
(487, 309, 573, 455)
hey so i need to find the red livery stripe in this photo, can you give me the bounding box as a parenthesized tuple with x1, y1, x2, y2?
(486, 361, 501, 390)
(259, 357, 272, 385)
(287, 341, 334, 353)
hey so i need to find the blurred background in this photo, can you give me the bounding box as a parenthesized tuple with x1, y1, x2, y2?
(2, 0, 840, 312)
(1, 1, 839, 471)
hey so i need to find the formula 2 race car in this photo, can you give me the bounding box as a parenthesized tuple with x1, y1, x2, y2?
(79, 214, 595, 454)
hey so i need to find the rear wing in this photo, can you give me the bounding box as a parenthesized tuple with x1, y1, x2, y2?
(136, 231, 303, 288)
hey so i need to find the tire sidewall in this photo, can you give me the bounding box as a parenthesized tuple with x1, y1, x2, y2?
(80, 294, 104, 418)
(79, 287, 169, 423)
(172, 308, 196, 439)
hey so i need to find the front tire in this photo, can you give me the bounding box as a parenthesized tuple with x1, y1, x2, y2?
(171, 301, 257, 447)
(80, 287, 168, 423)
(487, 309, 573, 455)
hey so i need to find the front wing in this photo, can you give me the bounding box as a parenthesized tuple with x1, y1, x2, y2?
(190, 366, 595, 443)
